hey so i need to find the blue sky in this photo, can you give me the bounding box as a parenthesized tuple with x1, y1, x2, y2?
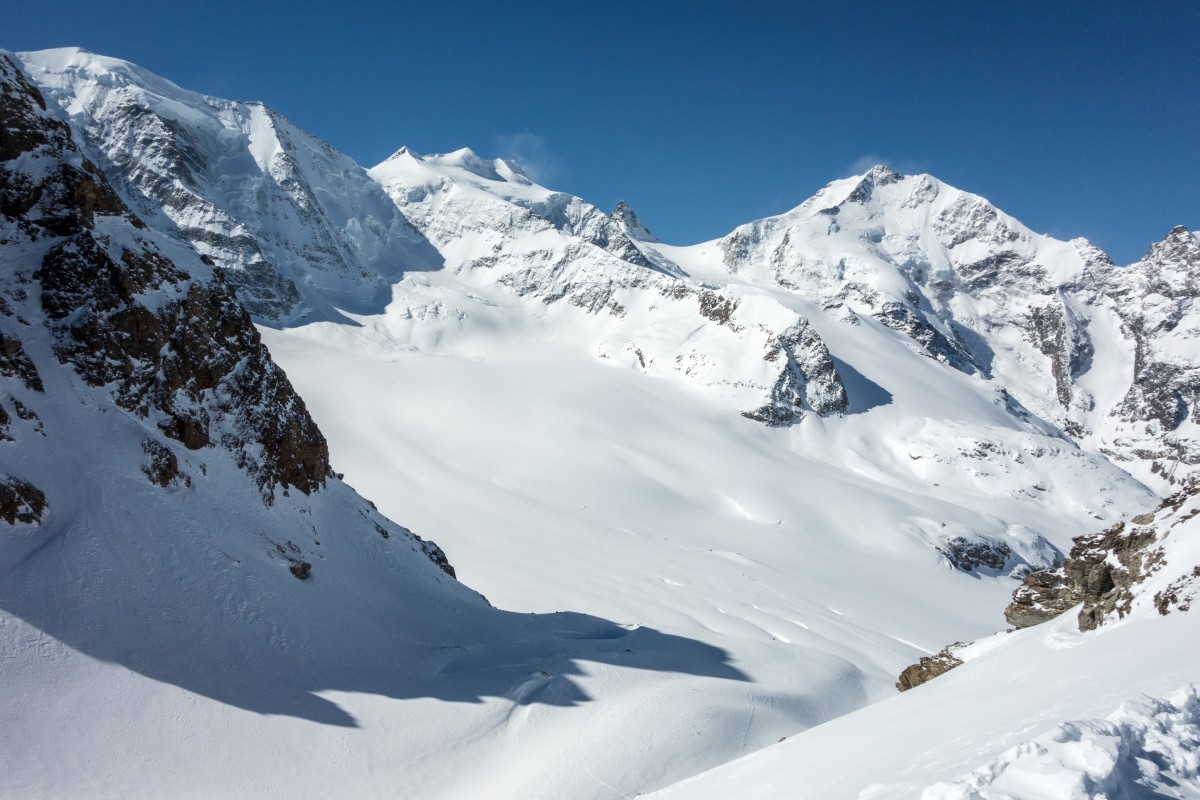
(8, 1, 1197, 263)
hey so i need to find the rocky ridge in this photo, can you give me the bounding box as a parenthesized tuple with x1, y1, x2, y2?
(899, 480, 1199, 690)
(1005, 479, 1199, 631)
(1102, 226, 1200, 484)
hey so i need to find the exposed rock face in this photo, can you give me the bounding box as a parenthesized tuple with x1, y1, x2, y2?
(610, 200, 660, 244)
(1004, 520, 1158, 631)
(37, 237, 331, 499)
(0, 476, 46, 524)
(0, 333, 44, 393)
(1005, 483, 1198, 630)
(1104, 226, 1200, 482)
(1154, 565, 1200, 615)
(1004, 567, 1077, 628)
(939, 536, 1014, 574)
(743, 318, 848, 425)
(1069, 521, 1159, 631)
(896, 644, 965, 692)
(140, 439, 190, 489)
(414, 534, 456, 579)
(0, 51, 332, 502)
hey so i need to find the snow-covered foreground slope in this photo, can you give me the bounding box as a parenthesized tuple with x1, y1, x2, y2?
(651, 484, 1200, 799)
(650, 610, 1200, 799)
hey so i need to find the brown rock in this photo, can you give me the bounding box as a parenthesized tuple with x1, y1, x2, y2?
(896, 645, 965, 692)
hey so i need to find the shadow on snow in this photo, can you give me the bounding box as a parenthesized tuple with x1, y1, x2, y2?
(0, 524, 748, 729)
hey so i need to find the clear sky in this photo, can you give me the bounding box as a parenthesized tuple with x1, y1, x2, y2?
(8, 1, 1197, 263)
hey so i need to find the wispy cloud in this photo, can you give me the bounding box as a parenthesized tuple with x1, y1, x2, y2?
(492, 133, 565, 184)
(846, 153, 893, 176)
(844, 153, 929, 178)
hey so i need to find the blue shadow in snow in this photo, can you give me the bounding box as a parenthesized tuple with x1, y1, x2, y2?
(830, 355, 893, 414)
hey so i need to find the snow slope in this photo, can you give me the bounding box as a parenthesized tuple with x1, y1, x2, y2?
(650, 484, 1200, 799)
(255, 241, 1152, 795)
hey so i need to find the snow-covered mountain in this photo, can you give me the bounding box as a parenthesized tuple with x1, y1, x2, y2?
(638, 164, 1200, 491)
(21, 48, 1198, 491)
(3, 46, 1198, 799)
(18, 48, 440, 324)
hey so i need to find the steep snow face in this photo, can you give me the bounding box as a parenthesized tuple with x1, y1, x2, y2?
(18, 48, 440, 323)
(643, 166, 1199, 490)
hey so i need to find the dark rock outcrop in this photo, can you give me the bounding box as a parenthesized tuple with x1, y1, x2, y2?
(414, 534, 456, 579)
(896, 644, 965, 692)
(1005, 484, 1198, 630)
(1003, 520, 1157, 631)
(939, 536, 1013, 574)
(1, 52, 456, 579)
(0, 334, 43, 393)
(742, 318, 847, 425)
(1, 52, 332, 504)
(0, 476, 46, 524)
(1004, 567, 1078, 628)
(140, 439, 190, 489)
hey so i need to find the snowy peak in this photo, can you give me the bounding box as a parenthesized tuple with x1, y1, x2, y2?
(15, 47, 201, 108)
(1131, 225, 1200, 295)
(840, 163, 906, 204)
(864, 163, 903, 183)
(691, 163, 1200, 487)
(421, 146, 505, 181)
(379, 145, 534, 187)
(1144, 224, 1200, 265)
(17, 48, 441, 324)
(611, 200, 660, 243)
